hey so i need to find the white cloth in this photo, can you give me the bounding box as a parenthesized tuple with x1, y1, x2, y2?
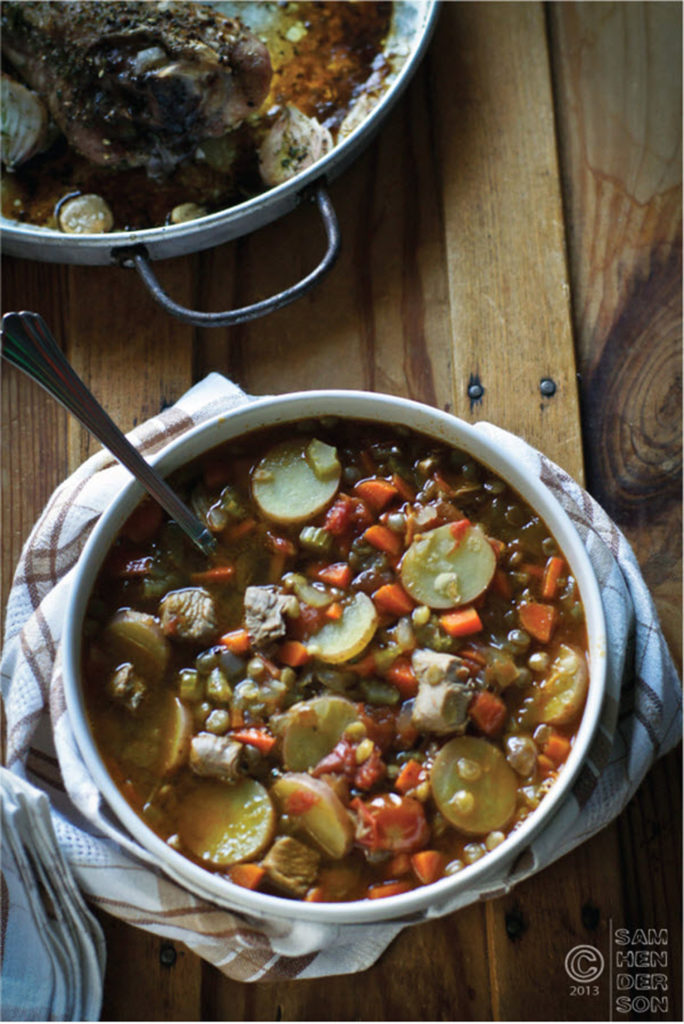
(0, 769, 105, 1021)
(2, 374, 681, 1007)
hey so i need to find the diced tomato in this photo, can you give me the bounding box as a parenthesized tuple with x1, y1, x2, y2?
(324, 495, 354, 535)
(288, 602, 330, 640)
(352, 794, 430, 853)
(312, 737, 358, 780)
(449, 518, 471, 546)
(354, 746, 386, 790)
(284, 790, 320, 815)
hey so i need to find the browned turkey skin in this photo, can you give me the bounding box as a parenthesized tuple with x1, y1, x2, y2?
(1, 1, 272, 177)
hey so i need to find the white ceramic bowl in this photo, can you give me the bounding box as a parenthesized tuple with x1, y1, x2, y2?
(62, 390, 606, 925)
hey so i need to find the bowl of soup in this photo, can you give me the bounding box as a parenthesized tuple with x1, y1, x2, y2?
(62, 390, 606, 924)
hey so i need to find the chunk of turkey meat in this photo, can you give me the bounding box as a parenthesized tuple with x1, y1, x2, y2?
(159, 587, 217, 643)
(261, 836, 320, 897)
(411, 648, 481, 735)
(189, 732, 245, 782)
(244, 585, 299, 647)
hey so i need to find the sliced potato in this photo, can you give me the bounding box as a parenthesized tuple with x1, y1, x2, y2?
(400, 523, 496, 609)
(307, 592, 378, 664)
(177, 779, 275, 867)
(431, 736, 518, 835)
(282, 695, 359, 771)
(158, 697, 193, 776)
(538, 644, 588, 725)
(272, 773, 354, 859)
(104, 609, 170, 682)
(251, 438, 341, 525)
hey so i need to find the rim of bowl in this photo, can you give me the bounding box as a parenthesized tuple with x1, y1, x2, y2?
(62, 390, 607, 925)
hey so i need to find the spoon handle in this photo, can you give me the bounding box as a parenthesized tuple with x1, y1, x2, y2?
(1, 311, 216, 556)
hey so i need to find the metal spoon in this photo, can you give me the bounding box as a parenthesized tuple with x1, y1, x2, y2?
(1, 311, 216, 556)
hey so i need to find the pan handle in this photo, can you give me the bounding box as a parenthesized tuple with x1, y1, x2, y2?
(113, 183, 341, 327)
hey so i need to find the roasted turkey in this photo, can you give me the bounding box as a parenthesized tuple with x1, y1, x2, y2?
(1, 1, 272, 177)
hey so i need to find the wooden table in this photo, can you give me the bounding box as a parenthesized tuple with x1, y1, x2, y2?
(2, 3, 681, 1020)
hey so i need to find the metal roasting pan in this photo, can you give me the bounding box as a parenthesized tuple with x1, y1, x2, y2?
(1, 2, 440, 325)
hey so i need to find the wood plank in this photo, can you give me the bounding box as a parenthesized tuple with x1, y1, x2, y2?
(548, 0, 682, 667)
(432, 1, 583, 479)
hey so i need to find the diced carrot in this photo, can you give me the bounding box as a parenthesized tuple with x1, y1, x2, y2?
(367, 880, 413, 899)
(307, 561, 353, 588)
(392, 473, 416, 502)
(325, 601, 343, 621)
(521, 562, 545, 578)
(223, 517, 257, 542)
(541, 556, 565, 600)
(411, 849, 446, 885)
(395, 759, 424, 794)
(229, 863, 265, 890)
(372, 582, 416, 617)
(518, 602, 557, 643)
(304, 886, 326, 902)
(384, 853, 412, 879)
(354, 477, 399, 512)
(278, 640, 311, 667)
(469, 690, 507, 736)
(491, 567, 512, 599)
(220, 628, 252, 655)
(364, 523, 403, 557)
(536, 753, 556, 778)
(122, 501, 164, 544)
(543, 729, 572, 766)
(439, 607, 483, 638)
(385, 658, 419, 699)
(190, 564, 235, 585)
(349, 651, 378, 676)
(230, 728, 276, 754)
(449, 518, 471, 546)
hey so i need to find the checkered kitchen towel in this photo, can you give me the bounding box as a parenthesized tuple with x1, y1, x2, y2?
(2, 374, 681, 1008)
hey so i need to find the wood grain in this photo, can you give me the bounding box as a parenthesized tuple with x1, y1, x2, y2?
(549, 1, 683, 668)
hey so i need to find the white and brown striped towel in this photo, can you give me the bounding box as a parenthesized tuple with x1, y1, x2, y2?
(2, 374, 681, 1010)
